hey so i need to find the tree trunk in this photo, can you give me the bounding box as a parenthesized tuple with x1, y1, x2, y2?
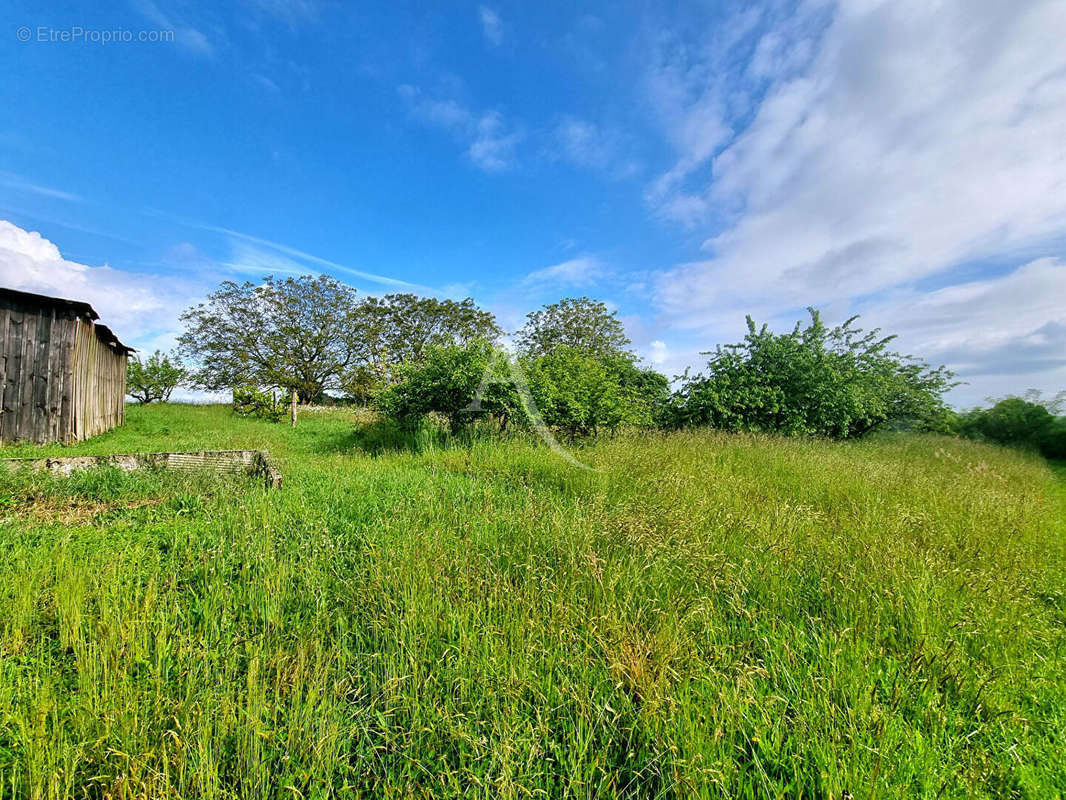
(291, 390, 298, 427)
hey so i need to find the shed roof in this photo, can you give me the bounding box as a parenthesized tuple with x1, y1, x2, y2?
(0, 286, 98, 320)
(0, 286, 135, 354)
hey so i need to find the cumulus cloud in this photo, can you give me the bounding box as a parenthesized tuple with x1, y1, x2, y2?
(523, 256, 607, 287)
(398, 85, 521, 171)
(0, 220, 175, 344)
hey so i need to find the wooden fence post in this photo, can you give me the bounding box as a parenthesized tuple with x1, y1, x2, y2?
(291, 390, 298, 427)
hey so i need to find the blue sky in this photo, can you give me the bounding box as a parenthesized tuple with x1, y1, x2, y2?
(2, 0, 1065, 406)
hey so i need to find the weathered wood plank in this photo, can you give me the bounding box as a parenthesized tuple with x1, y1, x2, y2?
(0, 299, 127, 443)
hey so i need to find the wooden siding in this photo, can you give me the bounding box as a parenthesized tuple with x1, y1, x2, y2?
(0, 298, 127, 444)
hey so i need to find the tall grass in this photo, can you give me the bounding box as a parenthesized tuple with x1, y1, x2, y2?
(0, 404, 1063, 798)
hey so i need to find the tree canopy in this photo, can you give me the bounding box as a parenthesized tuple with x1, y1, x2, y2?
(956, 393, 1066, 459)
(347, 293, 500, 397)
(516, 297, 633, 360)
(178, 275, 360, 402)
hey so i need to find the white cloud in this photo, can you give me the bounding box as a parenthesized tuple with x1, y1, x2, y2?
(854, 258, 1066, 405)
(523, 256, 607, 287)
(550, 117, 637, 177)
(398, 85, 521, 171)
(479, 6, 504, 46)
(132, 0, 214, 57)
(0, 220, 176, 346)
(641, 0, 1066, 400)
(652, 0, 1066, 318)
(199, 222, 434, 292)
(647, 339, 669, 365)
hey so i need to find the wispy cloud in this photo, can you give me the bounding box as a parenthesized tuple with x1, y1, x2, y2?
(523, 256, 608, 287)
(131, 0, 214, 57)
(398, 84, 522, 171)
(642, 0, 1066, 402)
(548, 116, 640, 179)
(0, 171, 82, 202)
(198, 223, 439, 293)
(479, 6, 504, 46)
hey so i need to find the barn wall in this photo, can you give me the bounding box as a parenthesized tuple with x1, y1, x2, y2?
(0, 299, 79, 444)
(71, 319, 128, 441)
(0, 297, 127, 444)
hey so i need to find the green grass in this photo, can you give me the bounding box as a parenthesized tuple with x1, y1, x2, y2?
(0, 404, 1064, 798)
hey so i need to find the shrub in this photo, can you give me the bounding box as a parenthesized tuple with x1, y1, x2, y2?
(667, 309, 956, 438)
(522, 347, 666, 436)
(375, 340, 521, 432)
(232, 386, 287, 423)
(957, 395, 1066, 459)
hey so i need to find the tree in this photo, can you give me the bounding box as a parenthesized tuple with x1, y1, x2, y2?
(375, 339, 520, 432)
(516, 297, 633, 359)
(667, 309, 956, 438)
(126, 350, 186, 404)
(956, 394, 1066, 459)
(345, 293, 501, 397)
(521, 347, 668, 437)
(178, 275, 360, 409)
(523, 347, 624, 437)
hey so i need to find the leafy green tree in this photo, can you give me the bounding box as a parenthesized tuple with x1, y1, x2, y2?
(603, 354, 671, 427)
(523, 347, 624, 436)
(516, 297, 633, 359)
(956, 394, 1066, 458)
(375, 340, 520, 432)
(668, 309, 956, 438)
(126, 350, 186, 404)
(522, 347, 666, 436)
(345, 293, 501, 397)
(178, 275, 360, 407)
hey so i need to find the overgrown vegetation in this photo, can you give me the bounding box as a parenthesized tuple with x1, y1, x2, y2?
(667, 309, 956, 437)
(176, 277, 964, 441)
(231, 384, 289, 423)
(0, 404, 1063, 797)
(955, 391, 1066, 459)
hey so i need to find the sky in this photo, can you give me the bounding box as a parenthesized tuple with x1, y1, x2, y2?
(2, 0, 1065, 407)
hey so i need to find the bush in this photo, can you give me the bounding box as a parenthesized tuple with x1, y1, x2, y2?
(667, 309, 955, 438)
(522, 348, 666, 436)
(956, 396, 1066, 459)
(232, 386, 288, 423)
(375, 340, 521, 432)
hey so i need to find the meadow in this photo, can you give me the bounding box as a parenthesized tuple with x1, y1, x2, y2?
(0, 404, 1064, 798)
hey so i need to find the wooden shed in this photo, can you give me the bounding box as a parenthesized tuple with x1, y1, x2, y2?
(0, 287, 134, 443)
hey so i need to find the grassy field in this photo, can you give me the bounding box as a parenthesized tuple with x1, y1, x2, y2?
(0, 404, 1064, 798)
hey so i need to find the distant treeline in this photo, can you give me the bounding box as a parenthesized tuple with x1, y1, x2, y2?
(125, 275, 1061, 454)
